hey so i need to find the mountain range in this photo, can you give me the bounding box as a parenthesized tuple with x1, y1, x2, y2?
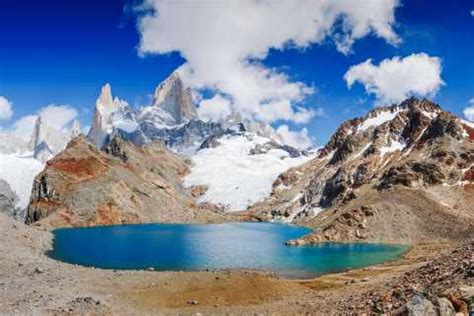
(0, 71, 472, 247)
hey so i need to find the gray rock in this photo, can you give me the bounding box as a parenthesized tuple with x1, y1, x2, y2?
(403, 294, 437, 316)
(0, 179, 22, 221)
(435, 297, 455, 316)
(459, 286, 474, 314)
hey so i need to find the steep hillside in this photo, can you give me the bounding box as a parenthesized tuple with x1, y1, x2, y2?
(250, 98, 474, 244)
(25, 135, 228, 227)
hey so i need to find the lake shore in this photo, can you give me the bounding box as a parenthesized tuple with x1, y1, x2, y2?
(2, 212, 472, 315)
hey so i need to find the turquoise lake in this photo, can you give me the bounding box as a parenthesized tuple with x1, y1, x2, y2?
(49, 222, 408, 278)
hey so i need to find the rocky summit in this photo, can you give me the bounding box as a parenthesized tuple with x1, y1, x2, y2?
(251, 98, 474, 244)
(25, 135, 228, 227)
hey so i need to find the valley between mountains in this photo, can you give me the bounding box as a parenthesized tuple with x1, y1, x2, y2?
(0, 72, 473, 314)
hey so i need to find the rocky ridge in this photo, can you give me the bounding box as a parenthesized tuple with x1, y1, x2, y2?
(25, 135, 229, 227)
(251, 98, 474, 244)
(0, 179, 23, 220)
(336, 239, 474, 315)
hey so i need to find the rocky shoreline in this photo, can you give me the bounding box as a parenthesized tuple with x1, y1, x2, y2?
(1, 212, 472, 315)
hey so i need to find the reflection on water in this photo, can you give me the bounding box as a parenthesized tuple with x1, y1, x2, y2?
(49, 222, 407, 278)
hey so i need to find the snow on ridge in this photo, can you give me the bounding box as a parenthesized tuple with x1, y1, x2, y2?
(184, 134, 314, 212)
(358, 109, 402, 132)
(460, 118, 474, 129)
(420, 109, 438, 120)
(379, 140, 406, 156)
(353, 142, 372, 159)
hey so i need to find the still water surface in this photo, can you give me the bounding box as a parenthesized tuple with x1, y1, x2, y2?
(49, 222, 407, 278)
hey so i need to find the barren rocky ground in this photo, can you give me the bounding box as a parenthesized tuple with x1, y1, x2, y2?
(1, 212, 472, 315)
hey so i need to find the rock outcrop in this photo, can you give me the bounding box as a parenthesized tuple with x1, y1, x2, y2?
(336, 239, 474, 314)
(0, 179, 23, 220)
(25, 135, 225, 227)
(250, 98, 474, 244)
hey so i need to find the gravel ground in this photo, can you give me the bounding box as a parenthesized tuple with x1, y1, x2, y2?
(1, 213, 471, 315)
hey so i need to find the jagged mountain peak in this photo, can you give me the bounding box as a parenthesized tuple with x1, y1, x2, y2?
(70, 119, 81, 138)
(87, 84, 135, 148)
(98, 83, 113, 107)
(151, 71, 198, 125)
(320, 98, 454, 163)
(28, 115, 77, 162)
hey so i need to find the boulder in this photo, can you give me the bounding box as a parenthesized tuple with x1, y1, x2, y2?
(399, 294, 436, 316)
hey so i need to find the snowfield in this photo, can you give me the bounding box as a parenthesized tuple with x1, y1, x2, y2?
(358, 109, 402, 132)
(184, 134, 314, 212)
(0, 153, 44, 208)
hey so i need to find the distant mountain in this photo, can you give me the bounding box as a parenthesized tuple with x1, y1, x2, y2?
(29, 116, 82, 162)
(86, 71, 297, 155)
(148, 71, 198, 125)
(251, 98, 474, 244)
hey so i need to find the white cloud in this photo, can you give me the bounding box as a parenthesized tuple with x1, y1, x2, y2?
(11, 115, 37, 140)
(344, 53, 444, 105)
(276, 125, 313, 149)
(0, 96, 13, 121)
(137, 0, 400, 123)
(197, 94, 232, 122)
(37, 104, 77, 131)
(11, 104, 78, 140)
(463, 98, 474, 122)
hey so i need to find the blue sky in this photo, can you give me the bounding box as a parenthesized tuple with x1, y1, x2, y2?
(0, 0, 473, 145)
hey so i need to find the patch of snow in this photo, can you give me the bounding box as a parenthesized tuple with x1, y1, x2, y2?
(353, 142, 372, 159)
(283, 205, 323, 223)
(184, 133, 314, 211)
(379, 140, 405, 156)
(0, 152, 44, 208)
(111, 115, 139, 133)
(421, 110, 438, 119)
(358, 109, 401, 132)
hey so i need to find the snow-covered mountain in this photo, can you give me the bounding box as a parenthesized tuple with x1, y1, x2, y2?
(1, 70, 311, 218)
(29, 116, 81, 162)
(86, 71, 303, 156)
(83, 71, 312, 212)
(87, 83, 135, 148)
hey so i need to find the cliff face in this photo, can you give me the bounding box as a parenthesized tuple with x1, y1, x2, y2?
(250, 98, 474, 244)
(25, 135, 224, 227)
(150, 71, 198, 125)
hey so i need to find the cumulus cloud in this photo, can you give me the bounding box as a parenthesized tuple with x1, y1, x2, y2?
(136, 0, 400, 123)
(463, 98, 474, 122)
(0, 96, 13, 121)
(11, 104, 78, 140)
(276, 125, 313, 149)
(37, 105, 78, 131)
(197, 94, 232, 122)
(344, 53, 444, 105)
